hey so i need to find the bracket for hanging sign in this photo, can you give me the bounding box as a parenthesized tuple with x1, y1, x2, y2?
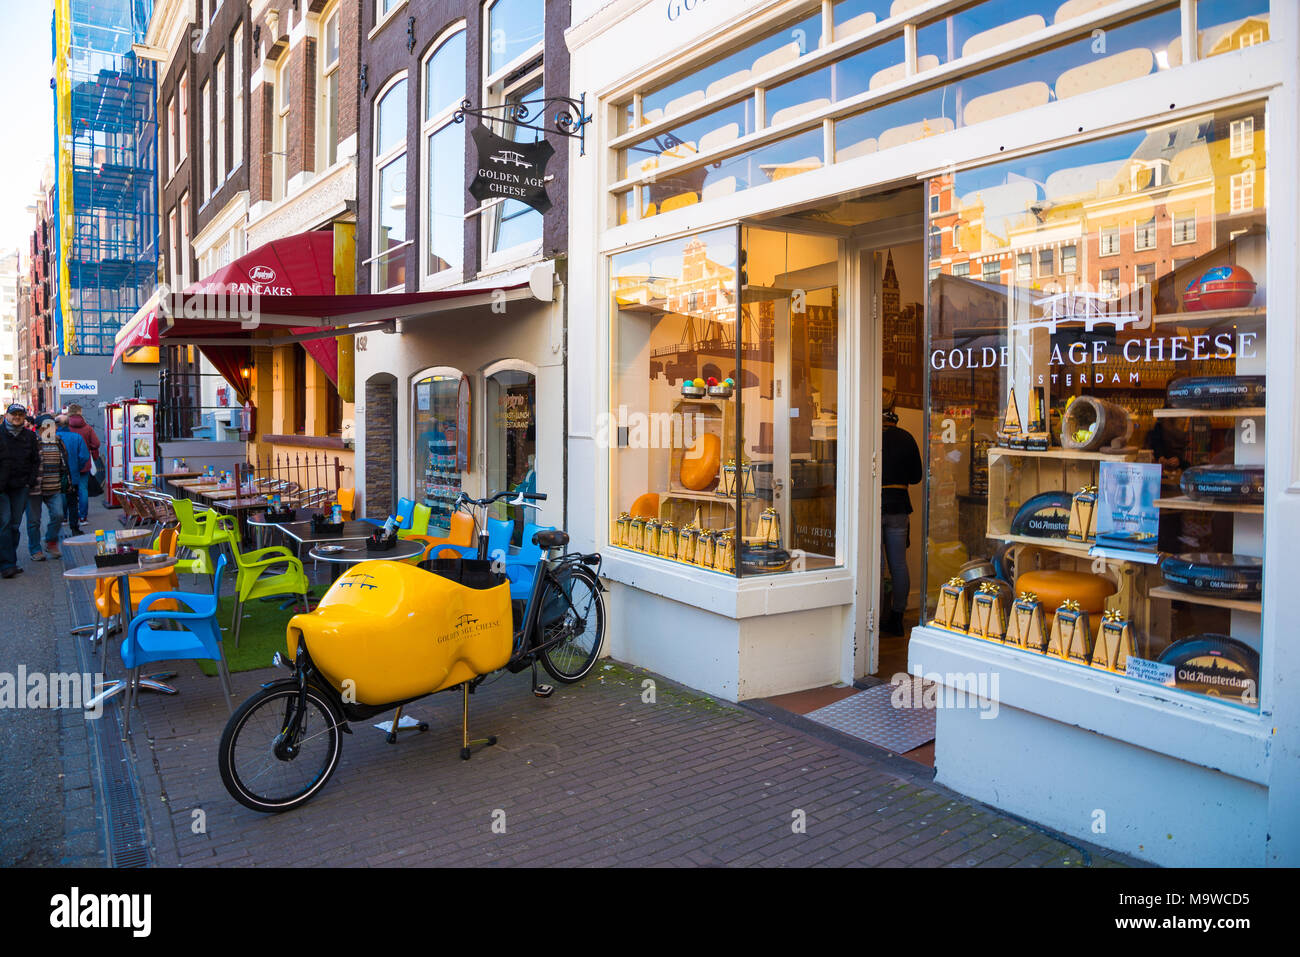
(453, 93, 592, 156)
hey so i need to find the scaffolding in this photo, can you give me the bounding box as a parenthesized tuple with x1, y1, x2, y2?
(54, 0, 156, 356)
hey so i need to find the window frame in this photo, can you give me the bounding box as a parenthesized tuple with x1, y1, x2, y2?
(215, 52, 226, 186)
(1133, 217, 1157, 251)
(420, 22, 468, 286)
(319, 2, 342, 172)
(231, 25, 244, 172)
(372, 72, 411, 292)
(178, 71, 189, 166)
(1099, 227, 1120, 257)
(201, 76, 212, 199)
(480, 0, 546, 270)
(273, 55, 290, 202)
(1172, 212, 1197, 245)
(1230, 116, 1254, 158)
(166, 95, 177, 179)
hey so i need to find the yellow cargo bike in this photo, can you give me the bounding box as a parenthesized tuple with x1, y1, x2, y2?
(217, 491, 605, 812)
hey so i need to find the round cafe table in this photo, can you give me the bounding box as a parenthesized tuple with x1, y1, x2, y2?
(63, 554, 180, 722)
(308, 539, 425, 580)
(61, 530, 154, 638)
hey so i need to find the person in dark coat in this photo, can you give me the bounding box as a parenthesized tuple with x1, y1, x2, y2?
(0, 404, 41, 578)
(881, 408, 923, 636)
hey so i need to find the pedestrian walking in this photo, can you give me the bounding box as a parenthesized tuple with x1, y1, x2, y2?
(25, 414, 70, 561)
(0, 404, 41, 579)
(56, 415, 90, 535)
(65, 404, 100, 523)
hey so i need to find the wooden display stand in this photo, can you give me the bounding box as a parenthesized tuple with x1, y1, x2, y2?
(987, 445, 1157, 655)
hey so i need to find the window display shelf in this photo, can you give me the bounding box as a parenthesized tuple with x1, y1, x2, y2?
(1152, 307, 1265, 326)
(1148, 585, 1261, 614)
(988, 446, 1145, 462)
(994, 533, 1093, 557)
(1155, 496, 1263, 515)
(1153, 407, 1265, 419)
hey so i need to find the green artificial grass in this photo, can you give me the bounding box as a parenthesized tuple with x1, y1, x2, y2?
(197, 595, 310, 675)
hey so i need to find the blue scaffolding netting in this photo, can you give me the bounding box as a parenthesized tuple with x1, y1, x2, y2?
(56, 0, 156, 356)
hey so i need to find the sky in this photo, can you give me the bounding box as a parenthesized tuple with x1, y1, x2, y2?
(0, 0, 55, 262)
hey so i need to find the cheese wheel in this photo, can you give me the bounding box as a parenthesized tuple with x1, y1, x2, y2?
(680, 433, 722, 490)
(1015, 569, 1116, 614)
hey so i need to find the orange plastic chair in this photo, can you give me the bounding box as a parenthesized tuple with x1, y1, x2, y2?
(408, 512, 476, 561)
(336, 488, 356, 520)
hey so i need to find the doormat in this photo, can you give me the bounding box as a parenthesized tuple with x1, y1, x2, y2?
(803, 677, 935, 754)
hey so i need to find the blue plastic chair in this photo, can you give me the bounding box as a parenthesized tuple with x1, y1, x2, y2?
(120, 555, 233, 734)
(432, 516, 516, 563)
(504, 523, 555, 602)
(396, 497, 415, 529)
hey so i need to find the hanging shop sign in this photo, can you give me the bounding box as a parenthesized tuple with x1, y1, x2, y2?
(468, 126, 555, 214)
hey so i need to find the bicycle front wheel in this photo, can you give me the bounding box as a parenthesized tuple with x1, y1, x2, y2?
(218, 683, 344, 813)
(536, 565, 605, 683)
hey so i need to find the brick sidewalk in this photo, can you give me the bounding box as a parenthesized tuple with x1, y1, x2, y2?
(124, 656, 1135, 867)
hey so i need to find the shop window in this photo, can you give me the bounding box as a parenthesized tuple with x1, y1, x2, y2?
(1199, 0, 1270, 62)
(924, 103, 1267, 711)
(764, 37, 902, 128)
(372, 75, 409, 291)
(413, 370, 465, 528)
(423, 25, 467, 278)
(636, 125, 823, 221)
(629, 5, 824, 130)
(609, 226, 841, 575)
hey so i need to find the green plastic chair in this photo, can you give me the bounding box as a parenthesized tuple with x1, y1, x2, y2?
(171, 498, 238, 578)
(226, 535, 312, 648)
(398, 502, 432, 539)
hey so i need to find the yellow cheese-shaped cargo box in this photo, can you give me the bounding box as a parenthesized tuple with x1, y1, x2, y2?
(287, 560, 513, 705)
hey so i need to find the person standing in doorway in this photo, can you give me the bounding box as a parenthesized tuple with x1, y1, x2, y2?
(25, 414, 69, 561)
(65, 404, 100, 524)
(881, 407, 923, 636)
(0, 404, 41, 579)
(56, 415, 90, 535)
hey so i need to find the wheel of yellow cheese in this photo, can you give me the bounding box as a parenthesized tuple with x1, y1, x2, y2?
(680, 433, 721, 491)
(1014, 569, 1116, 614)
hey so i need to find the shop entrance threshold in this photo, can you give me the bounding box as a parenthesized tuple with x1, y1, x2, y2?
(760, 681, 936, 768)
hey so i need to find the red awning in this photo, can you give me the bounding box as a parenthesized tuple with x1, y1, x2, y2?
(112, 231, 550, 382)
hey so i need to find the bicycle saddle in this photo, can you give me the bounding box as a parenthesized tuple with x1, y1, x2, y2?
(532, 529, 569, 549)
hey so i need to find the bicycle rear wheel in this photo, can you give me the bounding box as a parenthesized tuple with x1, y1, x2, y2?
(218, 683, 343, 813)
(536, 565, 605, 683)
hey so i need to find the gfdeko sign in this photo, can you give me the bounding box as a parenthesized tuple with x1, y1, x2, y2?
(468, 126, 555, 214)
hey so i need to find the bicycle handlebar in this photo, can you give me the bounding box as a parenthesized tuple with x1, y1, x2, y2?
(455, 490, 547, 509)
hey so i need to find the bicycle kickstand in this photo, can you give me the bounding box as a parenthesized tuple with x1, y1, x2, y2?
(459, 682, 497, 760)
(531, 660, 554, 699)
